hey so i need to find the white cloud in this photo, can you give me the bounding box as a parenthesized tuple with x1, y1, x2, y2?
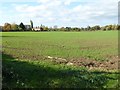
(15, 4, 48, 13)
(1, 0, 119, 27)
(37, 0, 50, 3)
(0, 0, 37, 2)
(70, 0, 118, 22)
(0, 10, 2, 15)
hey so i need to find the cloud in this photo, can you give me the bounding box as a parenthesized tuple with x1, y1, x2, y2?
(69, 0, 118, 22)
(0, 0, 119, 27)
(0, 0, 37, 2)
(15, 4, 48, 13)
(0, 10, 2, 15)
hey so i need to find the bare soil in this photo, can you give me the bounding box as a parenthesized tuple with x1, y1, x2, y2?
(48, 56, 118, 71)
(70, 57, 118, 71)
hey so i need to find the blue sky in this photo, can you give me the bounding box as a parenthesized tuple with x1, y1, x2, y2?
(0, 0, 118, 28)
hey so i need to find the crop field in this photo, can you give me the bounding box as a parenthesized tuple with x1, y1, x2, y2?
(1, 31, 119, 88)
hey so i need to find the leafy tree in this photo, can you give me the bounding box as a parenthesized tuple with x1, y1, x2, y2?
(65, 27, 71, 31)
(111, 24, 116, 30)
(105, 27, 109, 31)
(11, 23, 19, 31)
(115, 24, 120, 30)
(105, 25, 112, 30)
(92, 25, 101, 31)
(78, 28, 81, 31)
(101, 26, 106, 31)
(19, 22, 25, 30)
(43, 26, 49, 31)
(3, 23, 11, 31)
(30, 20, 33, 28)
(60, 27, 65, 31)
(87, 26, 91, 31)
(81, 27, 84, 31)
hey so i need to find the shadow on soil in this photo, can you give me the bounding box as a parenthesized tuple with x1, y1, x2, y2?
(2, 53, 119, 88)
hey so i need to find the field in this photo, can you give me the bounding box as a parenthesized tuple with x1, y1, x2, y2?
(2, 31, 119, 88)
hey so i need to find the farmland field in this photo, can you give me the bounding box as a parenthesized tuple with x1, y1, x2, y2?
(1, 31, 119, 88)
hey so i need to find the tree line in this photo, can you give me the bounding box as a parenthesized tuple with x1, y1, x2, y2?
(1, 21, 120, 32)
(49, 25, 120, 31)
(2, 22, 32, 32)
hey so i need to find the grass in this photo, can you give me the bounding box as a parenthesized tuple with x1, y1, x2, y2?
(1, 31, 119, 88)
(2, 53, 119, 88)
(2, 31, 118, 61)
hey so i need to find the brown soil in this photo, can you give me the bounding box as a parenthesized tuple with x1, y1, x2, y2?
(70, 57, 118, 71)
(49, 56, 118, 71)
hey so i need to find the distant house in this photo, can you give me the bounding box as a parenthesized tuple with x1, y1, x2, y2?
(25, 25, 31, 30)
(32, 27, 43, 31)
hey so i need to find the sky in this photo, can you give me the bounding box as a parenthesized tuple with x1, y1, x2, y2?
(0, 0, 119, 28)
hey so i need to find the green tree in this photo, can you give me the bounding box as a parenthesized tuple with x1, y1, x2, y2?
(43, 26, 49, 31)
(92, 25, 101, 31)
(19, 22, 25, 30)
(11, 23, 19, 31)
(65, 27, 71, 31)
(115, 24, 120, 30)
(60, 27, 65, 31)
(81, 27, 84, 31)
(87, 26, 91, 31)
(111, 24, 116, 30)
(101, 26, 106, 31)
(30, 20, 33, 28)
(106, 25, 112, 30)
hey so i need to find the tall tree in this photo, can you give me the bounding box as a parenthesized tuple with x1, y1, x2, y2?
(19, 22, 25, 30)
(30, 20, 33, 28)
